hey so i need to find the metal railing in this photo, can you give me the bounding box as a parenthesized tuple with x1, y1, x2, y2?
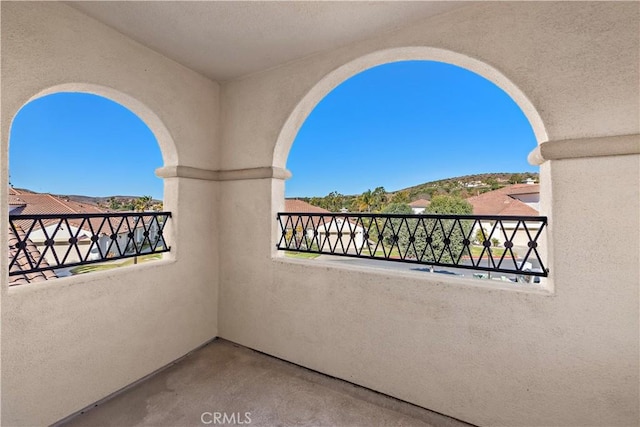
(9, 211, 171, 277)
(277, 212, 548, 278)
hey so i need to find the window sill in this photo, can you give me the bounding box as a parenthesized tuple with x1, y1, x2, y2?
(6, 256, 177, 295)
(272, 255, 554, 296)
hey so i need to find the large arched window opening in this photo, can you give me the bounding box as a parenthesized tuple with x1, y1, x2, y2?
(276, 57, 549, 285)
(7, 90, 174, 285)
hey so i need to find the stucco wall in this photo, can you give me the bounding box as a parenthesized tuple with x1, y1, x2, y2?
(218, 2, 639, 426)
(1, 3, 220, 425)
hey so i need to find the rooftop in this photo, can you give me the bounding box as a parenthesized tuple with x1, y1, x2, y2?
(466, 184, 539, 216)
(8, 225, 58, 286)
(285, 199, 330, 214)
(409, 199, 431, 208)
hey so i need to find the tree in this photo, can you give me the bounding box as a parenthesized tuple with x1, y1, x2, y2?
(486, 177, 501, 190)
(134, 195, 153, 212)
(425, 187, 438, 199)
(371, 186, 387, 212)
(389, 190, 410, 204)
(108, 197, 122, 210)
(323, 191, 345, 212)
(423, 195, 474, 264)
(509, 173, 523, 184)
(379, 203, 418, 258)
(309, 197, 323, 208)
(426, 195, 473, 215)
(356, 189, 374, 212)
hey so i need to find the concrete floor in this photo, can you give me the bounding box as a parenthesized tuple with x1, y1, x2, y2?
(60, 339, 472, 427)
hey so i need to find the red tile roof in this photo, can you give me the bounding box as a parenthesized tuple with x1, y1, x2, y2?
(466, 184, 539, 216)
(504, 184, 540, 196)
(9, 193, 109, 233)
(284, 199, 330, 213)
(9, 193, 106, 215)
(409, 199, 430, 208)
(8, 195, 26, 206)
(8, 225, 58, 286)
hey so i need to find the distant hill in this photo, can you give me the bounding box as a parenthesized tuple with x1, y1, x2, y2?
(54, 194, 161, 206)
(10, 188, 162, 210)
(295, 172, 539, 212)
(395, 172, 539, 200)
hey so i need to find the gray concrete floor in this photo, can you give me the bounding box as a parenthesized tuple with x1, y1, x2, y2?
(60, 339, 472, 427)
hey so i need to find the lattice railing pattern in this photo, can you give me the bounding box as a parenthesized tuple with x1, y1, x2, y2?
(9, 212, 171, 277)
(277, 212, 548, 277)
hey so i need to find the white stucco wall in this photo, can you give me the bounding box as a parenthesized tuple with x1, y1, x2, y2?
(218, 2, 639, 427)
(2, 2, 638, 426)
(1, 3, 220, 425)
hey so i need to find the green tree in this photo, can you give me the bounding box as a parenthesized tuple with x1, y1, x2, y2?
(309, 197, 323, 208)
(323, 191, 345, 212)
(356, 189, 374, 212)
(423, 195, 474, 264)
(425, 187, 438, 199)
(390, 190, 410, 204)
(426, 195, 473, 215)
(379, 203, 418, 258)
(119, 199, 135, 211)
(134, 195, 153, 212)
(486, 177, 501, 190)
(108, 197, 122, 210)
(509, 173, 523, 184)
(371, 186, 387, 212)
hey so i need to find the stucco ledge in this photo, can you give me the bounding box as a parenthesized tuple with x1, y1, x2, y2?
(528, 134, 639, 165)
(271, 257, 553, 296)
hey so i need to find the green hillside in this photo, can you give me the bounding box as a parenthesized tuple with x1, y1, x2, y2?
(295, 172, 539, 212)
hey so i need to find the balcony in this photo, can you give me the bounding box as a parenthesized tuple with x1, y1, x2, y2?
(1, 2, 638, 427)
(59, 339, 469, 427)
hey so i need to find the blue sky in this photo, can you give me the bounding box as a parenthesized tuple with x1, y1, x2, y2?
(286, 60, 538, 197)
(10, 93, 164, 200)
(9, 60, 537, 201)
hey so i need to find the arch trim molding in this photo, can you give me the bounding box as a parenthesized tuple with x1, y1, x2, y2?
(273, 46, 548, 169)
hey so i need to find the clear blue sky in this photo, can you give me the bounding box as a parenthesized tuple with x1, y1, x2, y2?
(9, 93, 164, 200)
(286, 60, 538, 197)
(9, 60, 537, 201)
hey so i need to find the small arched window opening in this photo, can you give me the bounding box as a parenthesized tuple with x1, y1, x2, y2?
(8, 92, 171, 285)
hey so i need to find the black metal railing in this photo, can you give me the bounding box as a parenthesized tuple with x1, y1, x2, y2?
(277, 212, 548, 278)
(9, 211, 171, 277)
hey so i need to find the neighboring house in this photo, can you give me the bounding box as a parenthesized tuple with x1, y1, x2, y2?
(284, 199, 330, 215)
(505, 183, 540, 211)
(464, 181, 484, 188)
(408, 199, 430, 214)
(284, 199, 364, 252)
(466, 184, 541, 248)
(8, 225, 58, 286)
(8, 189, 157, 267)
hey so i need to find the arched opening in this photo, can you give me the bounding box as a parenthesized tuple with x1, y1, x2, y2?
(274, 49, 549, 285)
(274, 47, 547, 170)
(6, 85, 177, 285)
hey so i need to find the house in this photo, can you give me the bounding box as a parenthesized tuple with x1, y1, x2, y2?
(284, 199, 365, 252)
(284, 199, 329, 215)
(8, 189, 158, 269)
(466, 184, 541, 248)
(467, 184, 540, 216)
(408, 198, 430, 214)
(2, 3, 638, 427)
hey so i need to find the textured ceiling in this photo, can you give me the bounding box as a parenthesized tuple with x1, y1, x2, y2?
(67, 1, 469, 81)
